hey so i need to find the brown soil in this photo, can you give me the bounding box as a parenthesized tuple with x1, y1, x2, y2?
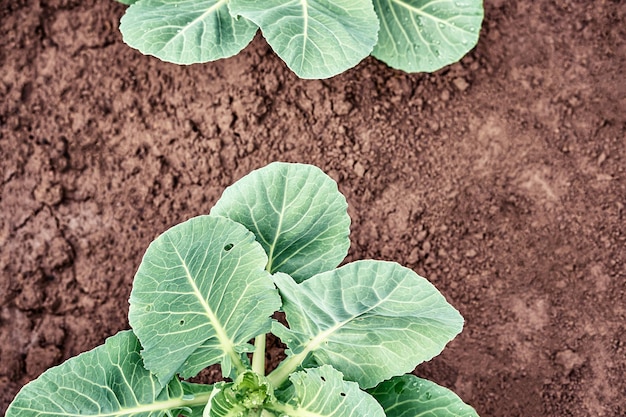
(1, 0, 625, 416)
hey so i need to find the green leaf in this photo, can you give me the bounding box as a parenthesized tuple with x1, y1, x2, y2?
(6, 331, 213, 417)
(269, 260, 464, 389)
(211, 162, 350, 283)
(116, 0, 138, 5)
(269, 365, 385, 417)
(372, 0, 483, 72)
(182, 382, 218, 417)
(129, 215, 281, 385)
(119, 0, 258, 64)
(229, 0, 380, 79)
(369, 375, 479, 417)
(206, 383, 245, 417)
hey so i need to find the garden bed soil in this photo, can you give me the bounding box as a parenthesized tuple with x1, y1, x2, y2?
(1, 0, 625, 416)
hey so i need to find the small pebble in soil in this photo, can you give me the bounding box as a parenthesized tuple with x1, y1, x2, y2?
(453, 77, 470, 92)
(555, 349, 584, 374)
(353, 162, 365, 177)
(407, 247, 420, 264)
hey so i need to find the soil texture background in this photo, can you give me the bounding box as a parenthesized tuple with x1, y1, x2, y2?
(1, 0, 625, 416)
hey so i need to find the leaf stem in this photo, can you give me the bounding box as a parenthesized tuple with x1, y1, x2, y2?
(265, 400, 299, 417)
(266, 349, 309, 387)
(267, 319, 346, 387)
(252, 334, 267, 375)
(260, 409, 277, 417)
(80, 390, 214, 417)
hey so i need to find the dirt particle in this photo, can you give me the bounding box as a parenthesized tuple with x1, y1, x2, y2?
(555, 349, 584, 374)
(14, 271, 44, 310)
(334, 97, 353, 116)
(44, 237, 73, 271)
(37, 316, 66, 346)
(353, 162, 365, 177)
(416, 229, 428, 242)
(453, 77, 470, 92)
(34, 180, 63, 206)
(25, 345, 62, 377)
(407, 247, 420, 264)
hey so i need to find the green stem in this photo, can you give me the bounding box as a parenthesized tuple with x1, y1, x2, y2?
(84, 390, 214, 417)
(185, 390, 214, 407)
(252, 334, 267, 375)
(266, 349, 309, 388)
(265, 401, 301, 417)
(267, 320, 345, 387)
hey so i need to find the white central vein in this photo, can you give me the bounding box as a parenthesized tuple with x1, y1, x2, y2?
(390, 0, 475, 35)
(266, 176, 289, 271)
(163, 0, 228, 46)
(14, 392, 213, 417)
(300, 0, 310, 68)
(171, 244, 237, 364)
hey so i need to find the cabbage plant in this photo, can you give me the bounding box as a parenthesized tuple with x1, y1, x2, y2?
(7, 162, 479, 417)
(116, 0, 484, 79)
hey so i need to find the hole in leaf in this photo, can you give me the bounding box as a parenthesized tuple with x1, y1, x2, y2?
(223, 243, 234, 251)
(320, 376, 326, 382)
(340, 392, 346, 397)
(179, 320, 185, 326)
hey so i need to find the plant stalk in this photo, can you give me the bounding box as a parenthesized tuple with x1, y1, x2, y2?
(252, 334, 266, 375)
(266, 349, 308, 387)
(267, 320, 345, 386)
(252, 254, 276, 376)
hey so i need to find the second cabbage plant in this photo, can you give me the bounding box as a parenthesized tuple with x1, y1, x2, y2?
(117, 0, 484, 79)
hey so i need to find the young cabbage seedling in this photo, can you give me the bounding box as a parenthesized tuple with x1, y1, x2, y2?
(115, 0, 484, 79)
(7, 162, 479, 417)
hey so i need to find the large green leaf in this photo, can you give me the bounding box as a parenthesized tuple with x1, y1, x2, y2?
(269, 260, 464, 389)
(372, 0, 483, 72)
(6, 331, 213, 417)
(211, 162, 350, 283)
(119, 0, 258, 64)
(229, 0, 380, 79)
(269, 365, 386, 417)
(369, 375, 479, 417)
(129, 215, 281, 385)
